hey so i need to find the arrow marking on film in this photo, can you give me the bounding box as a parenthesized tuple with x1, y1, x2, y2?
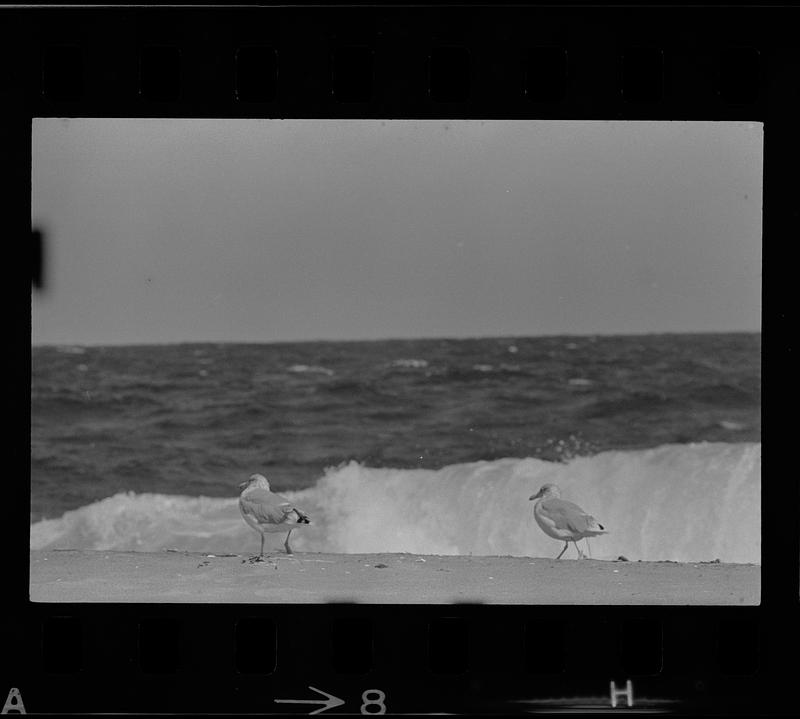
(275, 686, 346, 715)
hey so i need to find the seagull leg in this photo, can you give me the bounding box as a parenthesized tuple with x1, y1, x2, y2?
(556, 542, 569, 560)
(247, 534, 266, 562)
(284, 529, 293, 555)
(585, 538, 592, 558)
(574, 541, 586, 559)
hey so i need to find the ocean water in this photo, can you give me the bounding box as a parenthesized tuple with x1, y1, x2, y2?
(30, 333, 761, 563)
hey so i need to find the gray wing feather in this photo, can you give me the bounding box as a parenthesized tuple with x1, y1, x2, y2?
(240, 489, 310, 526)
(541, 498, 593, 534)
(240, 489, 294, 525)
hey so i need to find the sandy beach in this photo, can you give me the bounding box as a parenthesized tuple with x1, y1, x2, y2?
(29, 550, 759, 604)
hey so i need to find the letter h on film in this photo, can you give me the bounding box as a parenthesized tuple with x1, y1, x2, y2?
(610, 679, 634, 708)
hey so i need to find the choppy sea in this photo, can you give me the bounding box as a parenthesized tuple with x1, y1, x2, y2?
(30, 333, 761, 563)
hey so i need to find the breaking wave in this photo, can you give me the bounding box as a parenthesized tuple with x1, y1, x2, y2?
(30, 442, 760, 563)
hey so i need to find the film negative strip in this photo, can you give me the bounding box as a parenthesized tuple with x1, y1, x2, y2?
(4, 0, 796, 715)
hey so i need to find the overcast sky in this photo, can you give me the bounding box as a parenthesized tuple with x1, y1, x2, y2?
(31, 119, 762, 345)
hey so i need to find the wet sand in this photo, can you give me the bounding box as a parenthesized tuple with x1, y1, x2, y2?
(29, 550, 759, 604)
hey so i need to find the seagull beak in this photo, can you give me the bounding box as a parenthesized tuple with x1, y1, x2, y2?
(238, 481, 249, 490)
(529, 492, 540, 501)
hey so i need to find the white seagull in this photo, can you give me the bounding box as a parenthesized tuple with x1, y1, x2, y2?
(238, 473, 311, 558)
(529, 483, 607, 559)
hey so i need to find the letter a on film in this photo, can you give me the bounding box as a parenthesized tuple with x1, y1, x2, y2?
(2, 688, 25, 714)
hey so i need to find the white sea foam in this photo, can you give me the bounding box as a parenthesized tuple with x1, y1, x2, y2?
(30, 442, 760, 564)
(288, 364, 334, 376)
(392, 359, 428, 369)
(719, 420, 746, 431)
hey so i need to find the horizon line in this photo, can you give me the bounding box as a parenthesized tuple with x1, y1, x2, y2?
(31, 328, 762, 349)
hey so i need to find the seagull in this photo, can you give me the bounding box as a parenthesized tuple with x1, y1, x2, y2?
(238, 473, 310, 559)
(529, 483, 607, 559)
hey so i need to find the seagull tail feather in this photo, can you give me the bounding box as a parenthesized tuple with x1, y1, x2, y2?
(585, 518, 608, 535)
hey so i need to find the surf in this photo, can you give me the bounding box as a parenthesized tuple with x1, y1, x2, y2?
(30, 441, 760, 564)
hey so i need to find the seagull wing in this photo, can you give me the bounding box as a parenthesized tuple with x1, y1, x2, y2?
(240, 489, 294, 525)
(541, 498, 597, 534)
(240, 489, 310, 526)
(269, 491, 310, 523)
